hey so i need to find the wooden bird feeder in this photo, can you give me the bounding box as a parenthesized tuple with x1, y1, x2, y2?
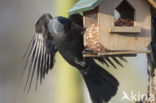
(68, 0, 156, 57)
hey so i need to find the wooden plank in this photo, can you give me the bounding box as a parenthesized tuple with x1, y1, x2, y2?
(83, 7, 98, 28)
(98, 50, 151, 55)
(83, 50, 151, 57)
(109, 26, 141, 34)
(83, 54, 137, 57)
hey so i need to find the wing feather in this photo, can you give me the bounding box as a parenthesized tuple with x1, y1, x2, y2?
(112, 57, 124, 67)
(95, 56, 127, 69)
(23, 14, 57, 92)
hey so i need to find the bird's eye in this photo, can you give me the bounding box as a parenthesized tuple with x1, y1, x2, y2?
(48, 33, 53, 40)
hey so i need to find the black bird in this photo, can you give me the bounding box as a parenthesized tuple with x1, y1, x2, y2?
(23, 13, 127, 103)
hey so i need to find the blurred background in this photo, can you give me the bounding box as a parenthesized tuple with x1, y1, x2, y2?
(0, 0, 149, 103)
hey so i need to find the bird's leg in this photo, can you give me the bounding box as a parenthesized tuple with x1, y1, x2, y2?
(74, 58, 89, 74)
(74, 59, 86, 67)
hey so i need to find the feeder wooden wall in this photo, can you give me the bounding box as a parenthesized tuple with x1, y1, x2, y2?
(99, 0, 151, 51)
(83, 7, 98, 47)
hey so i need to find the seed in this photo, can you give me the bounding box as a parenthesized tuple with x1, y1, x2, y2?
(85, 23, 106, 52)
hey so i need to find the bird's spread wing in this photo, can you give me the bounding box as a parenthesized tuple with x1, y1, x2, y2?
(23, 13, 57, 92)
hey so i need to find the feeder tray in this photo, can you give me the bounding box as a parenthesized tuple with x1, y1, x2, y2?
(83, 50, 151, 57)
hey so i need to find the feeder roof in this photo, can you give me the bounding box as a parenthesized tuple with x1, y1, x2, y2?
(68, 0, 102, 15)
(68, 0, 156, 15)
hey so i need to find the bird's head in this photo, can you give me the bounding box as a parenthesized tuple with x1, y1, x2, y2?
(48, 16, 72, 37)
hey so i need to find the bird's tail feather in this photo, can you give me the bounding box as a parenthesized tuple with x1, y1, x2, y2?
(82, 62, 119, 103)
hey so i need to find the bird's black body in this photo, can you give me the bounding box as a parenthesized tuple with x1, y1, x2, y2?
(24, 13, 127, 103)
(48, 16, 86, 70)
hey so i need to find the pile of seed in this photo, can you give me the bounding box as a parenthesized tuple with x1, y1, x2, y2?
(115, 18, 134, 26)
(85, 23, 106, 52)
